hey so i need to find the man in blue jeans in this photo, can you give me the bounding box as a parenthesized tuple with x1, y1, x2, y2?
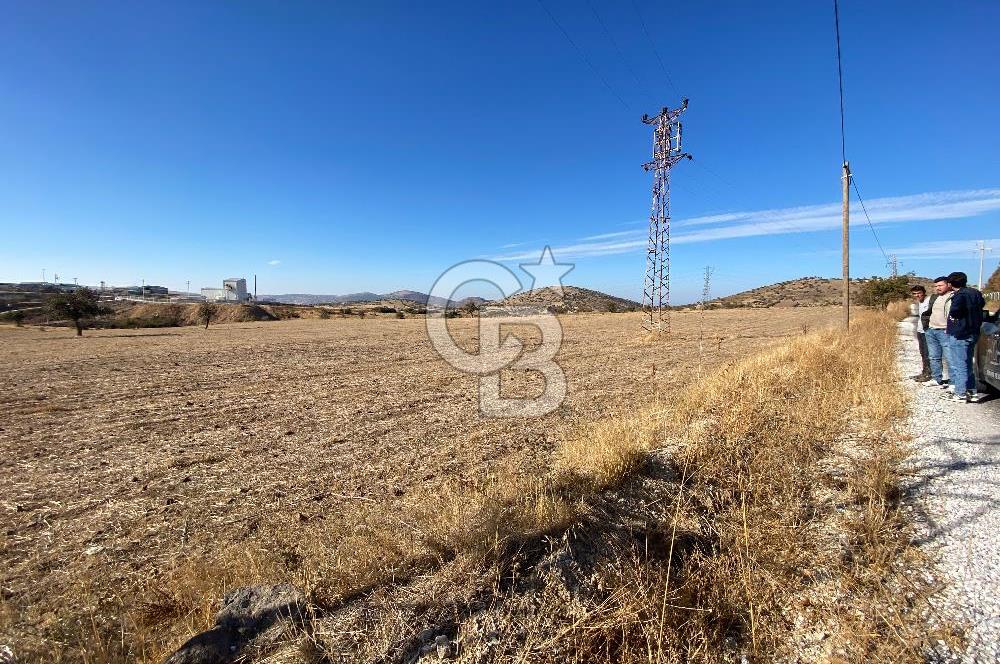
(923, 276, 953, 387)
(944, 271, 986, 403)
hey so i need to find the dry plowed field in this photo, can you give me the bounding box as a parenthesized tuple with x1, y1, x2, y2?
(0, 308, 835, 657)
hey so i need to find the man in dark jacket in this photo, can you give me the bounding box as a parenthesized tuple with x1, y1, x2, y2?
(944, 271, 986, 402)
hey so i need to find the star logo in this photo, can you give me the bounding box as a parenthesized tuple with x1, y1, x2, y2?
(520, 246, 574, 295)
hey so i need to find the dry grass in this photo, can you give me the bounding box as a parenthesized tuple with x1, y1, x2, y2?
(556, 409, 658, 490)
(0, 307, 942, 662)
(292, 311, 938, 663)
(885, 298, 912, 321)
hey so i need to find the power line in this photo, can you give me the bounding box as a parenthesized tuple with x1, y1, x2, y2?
(629, 0, 679, 98)
(833, 0, 847, 164)
(585, 0, 650, 106)
(536, 0, 631, 112)
(850, 175, 889, 264)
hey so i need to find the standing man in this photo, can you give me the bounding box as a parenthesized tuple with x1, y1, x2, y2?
(909, 285, 931, 381)
(923, 276, 953, 388)
(944, 271, 986, 403)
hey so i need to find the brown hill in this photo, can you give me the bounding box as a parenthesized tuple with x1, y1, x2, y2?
(491, 286, 639, 313)
(119, 303, 279, 326)
(706, 276, 934, 309)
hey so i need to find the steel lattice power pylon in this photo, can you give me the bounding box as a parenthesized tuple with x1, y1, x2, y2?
(641, 99, 691, 332)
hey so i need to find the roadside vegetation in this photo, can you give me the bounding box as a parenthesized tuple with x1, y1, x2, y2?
(855, 274, 915, 309)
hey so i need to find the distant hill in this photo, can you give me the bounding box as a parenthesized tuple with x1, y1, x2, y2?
(261, 290, 481, 307)
(704, 276, 934, 309)
(491, 286, 639, 313)
(382, 290, 452, 307)
(259, 292, 380, 305)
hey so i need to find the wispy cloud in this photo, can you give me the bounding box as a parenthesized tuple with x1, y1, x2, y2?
(578, 229, 643, 242)
(268, 259, 281, 266)
(879, 238, 999, 260)
(491, 189, 1000, 261)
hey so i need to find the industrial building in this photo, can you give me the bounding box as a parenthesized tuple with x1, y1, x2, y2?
(201, 277, 250, 302)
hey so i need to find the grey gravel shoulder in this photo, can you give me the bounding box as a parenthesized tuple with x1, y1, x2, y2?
(897, 319, 1000, 664)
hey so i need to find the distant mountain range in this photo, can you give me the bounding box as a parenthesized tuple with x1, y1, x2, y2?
(259, 286, 639, 311)
(259, 290, 460, 307)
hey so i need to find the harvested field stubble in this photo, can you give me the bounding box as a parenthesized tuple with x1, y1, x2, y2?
(0, 307, 934, 661)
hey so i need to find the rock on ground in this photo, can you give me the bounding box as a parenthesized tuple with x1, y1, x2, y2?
(163, 584, 307, 664)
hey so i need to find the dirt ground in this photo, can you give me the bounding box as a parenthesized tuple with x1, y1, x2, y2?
(0, 308, 836, 656)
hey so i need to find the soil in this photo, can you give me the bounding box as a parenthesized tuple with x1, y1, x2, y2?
(0, 307, 836, 657)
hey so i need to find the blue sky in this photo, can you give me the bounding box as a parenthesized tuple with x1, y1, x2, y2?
(1, 1, 998, 303)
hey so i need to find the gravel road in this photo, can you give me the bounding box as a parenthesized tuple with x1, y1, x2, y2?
(898, 319, 1000, 663)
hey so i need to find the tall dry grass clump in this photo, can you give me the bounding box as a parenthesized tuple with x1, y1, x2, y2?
(536, 311, 942, 662)
(557, 409, 660, 489)
(885, 298, 912, 321)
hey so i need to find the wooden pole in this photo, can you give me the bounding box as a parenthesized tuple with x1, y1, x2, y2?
(842, 161, 850, 330)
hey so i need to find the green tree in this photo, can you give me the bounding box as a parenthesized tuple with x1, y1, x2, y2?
(46, 288, 101, 336)
(984, 264, 1000, 294)
(197, 302, 218, 329)
(6, 310, 25, 326)
(855, 275, 913, 309)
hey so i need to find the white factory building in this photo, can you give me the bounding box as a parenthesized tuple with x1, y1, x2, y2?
(201, 278, 250, 302)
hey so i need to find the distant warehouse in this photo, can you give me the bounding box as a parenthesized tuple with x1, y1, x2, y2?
(126, 285, 168, 296)
(201, 278, 249, 303)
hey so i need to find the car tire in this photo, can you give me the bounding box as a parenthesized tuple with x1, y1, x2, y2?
(973, 352, 995, 395)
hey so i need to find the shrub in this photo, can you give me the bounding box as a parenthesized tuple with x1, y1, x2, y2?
(197, 302, 218, 329)
(985, 264, 1000, 294)
(855, 275, 913, 309)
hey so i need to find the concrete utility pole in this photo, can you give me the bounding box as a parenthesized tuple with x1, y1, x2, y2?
(841, 161, 850, 330)
(186, 280, 190, 297)
(42, 268, 45, 283)
(977, 241, 992, 290)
